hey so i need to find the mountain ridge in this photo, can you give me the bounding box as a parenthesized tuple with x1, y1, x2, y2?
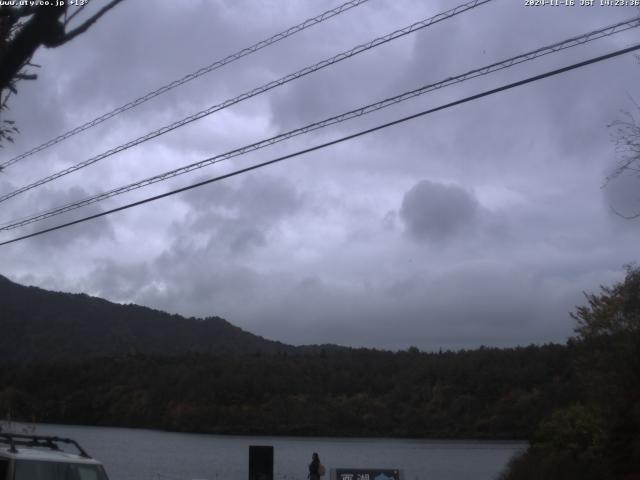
(0, 274, 305, 362)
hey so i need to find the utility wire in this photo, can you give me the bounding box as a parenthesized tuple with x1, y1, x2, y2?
(0, 0, 493, 205)
(0, 0, 371, 170)
(2, 43, 638, 247)
(2, 16, 638, 232)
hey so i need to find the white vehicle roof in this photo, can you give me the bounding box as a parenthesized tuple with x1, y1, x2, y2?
(0, 447, 103, 465)
(0, 433, 104, 466)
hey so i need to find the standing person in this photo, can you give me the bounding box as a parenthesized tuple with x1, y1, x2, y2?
(308, 452, 322, 480)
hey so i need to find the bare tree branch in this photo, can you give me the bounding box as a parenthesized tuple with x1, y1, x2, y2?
(0, 6, 66, 89)
(605, 107, 640, 184)
(54, 0, 125, 46)
(609, 204, 640, 220)
(14, 73, 37, 81)
(604, 98, 640, 219)
(0, 0, 125, 148)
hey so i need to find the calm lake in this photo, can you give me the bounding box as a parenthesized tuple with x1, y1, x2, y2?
(34, 424, 525, 480)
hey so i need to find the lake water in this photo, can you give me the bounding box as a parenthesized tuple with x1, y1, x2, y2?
(34, 424, 525, 480)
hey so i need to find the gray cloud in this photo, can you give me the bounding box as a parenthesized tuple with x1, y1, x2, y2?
(602, 171, 640, 221)
(0, 184, 115, 251)
(399, 179, 479, 243)
(177, 173, 304, 256)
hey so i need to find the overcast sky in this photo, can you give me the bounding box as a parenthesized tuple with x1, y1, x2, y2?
(1, 0, 639, 350)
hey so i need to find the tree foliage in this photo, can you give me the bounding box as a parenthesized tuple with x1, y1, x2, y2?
(571, 265, 640, 413)
(502, 266, 640, 480)
(0, 345, 577, 440)
(534, 405, 605, 460)
(573, 265, 640, 339)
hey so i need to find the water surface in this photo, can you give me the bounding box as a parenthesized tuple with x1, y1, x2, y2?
(35, 424, 525, 480)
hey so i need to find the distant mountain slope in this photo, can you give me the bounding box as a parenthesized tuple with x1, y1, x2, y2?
(0, 274, 296, 362)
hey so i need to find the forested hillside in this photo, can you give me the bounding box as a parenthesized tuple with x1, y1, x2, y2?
(0, 345, 577, 439)
(0, 274, 294, 361)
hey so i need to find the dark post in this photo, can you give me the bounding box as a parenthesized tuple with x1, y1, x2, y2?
(249, 445, 274, 480)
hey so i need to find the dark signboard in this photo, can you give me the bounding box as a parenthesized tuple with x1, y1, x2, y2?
(248, 445, 273, 480)
(335, 469, 401, 480)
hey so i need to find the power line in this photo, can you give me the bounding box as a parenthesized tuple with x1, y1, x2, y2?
(2, 16, 637, 232)
(0, 0, 371, 170)
(0, 0, 493, 205)
(3, 16, 637, 229)
(2, 43, 638, 247)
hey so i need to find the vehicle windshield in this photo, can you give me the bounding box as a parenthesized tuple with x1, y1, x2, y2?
(14, 460, 109, 480)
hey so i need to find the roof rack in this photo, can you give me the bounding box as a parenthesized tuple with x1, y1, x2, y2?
(0, 433, 91, 458)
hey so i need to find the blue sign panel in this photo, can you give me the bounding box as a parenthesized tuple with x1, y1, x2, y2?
(335, 469, 401, 480)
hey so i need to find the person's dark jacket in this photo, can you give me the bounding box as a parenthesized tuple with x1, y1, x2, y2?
(309, 458, 320, 480)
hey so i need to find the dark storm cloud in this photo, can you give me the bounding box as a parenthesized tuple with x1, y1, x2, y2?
(182, 173, 303, 220)
(603, 172, 640, 220)
(136, 239, 265, 322)
(232, 261, 584, 350)
(269, 48, 399, 131)
(84, 260, 154, 301)
(399, 179, 479, 243)
(1, 0, 275, 176)
(378, 2, 638, 181)
(51, 0, 242, 108)
(23, 185, 115, 249)
(0, 182, 114, 250)
(177, 173, 304, 255)
(76, 244, 263, 321)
